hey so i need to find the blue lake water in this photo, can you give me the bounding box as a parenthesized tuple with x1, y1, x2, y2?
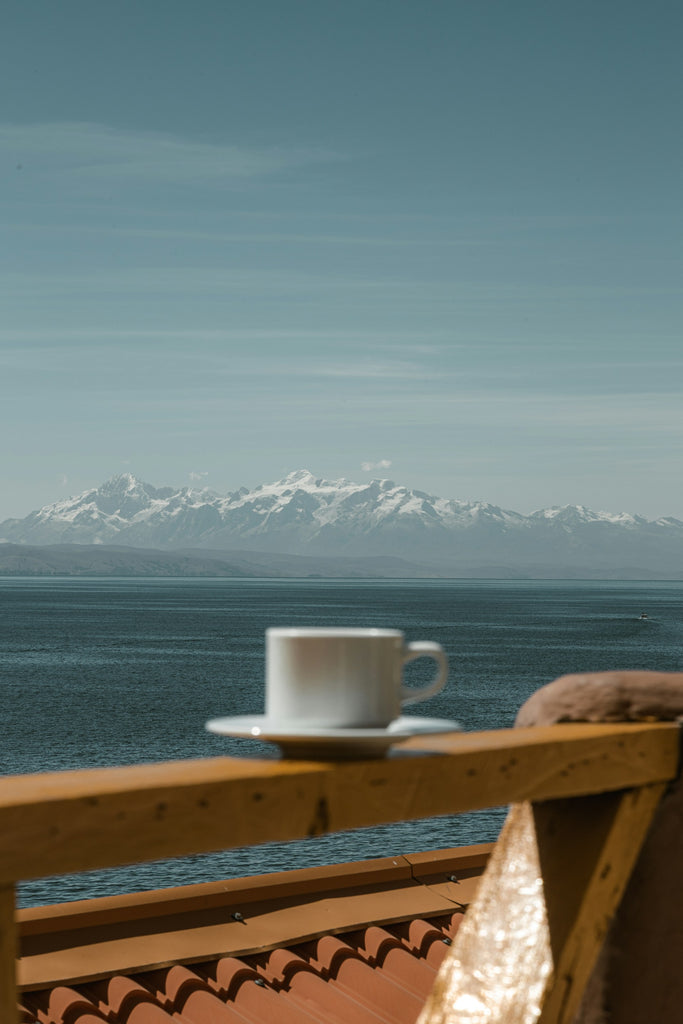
(1, 577, 682, 906)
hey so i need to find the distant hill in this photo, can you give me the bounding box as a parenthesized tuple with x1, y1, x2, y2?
(0, 543, 442, 579)
(1, 471, 682, 578)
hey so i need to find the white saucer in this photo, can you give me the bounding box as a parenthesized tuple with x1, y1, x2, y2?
(205, 714, 461, 760)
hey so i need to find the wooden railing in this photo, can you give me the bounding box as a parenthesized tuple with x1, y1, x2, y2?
(0, 721, 679, 1023)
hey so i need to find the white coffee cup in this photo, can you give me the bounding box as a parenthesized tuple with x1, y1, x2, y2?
(265, 627, 448, 728)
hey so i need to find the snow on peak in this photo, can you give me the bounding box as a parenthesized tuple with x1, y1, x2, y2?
(282, 469, 318, 486)
(531, 504, 643, 527)
(2, 471, 679, 569)
(100, 472, 145, 494)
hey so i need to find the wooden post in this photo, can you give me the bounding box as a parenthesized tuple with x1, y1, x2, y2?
(0, 885, 17, 1024)
(418, 782, 666, 1024)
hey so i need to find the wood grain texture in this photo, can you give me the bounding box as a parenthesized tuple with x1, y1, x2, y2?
(0, 886, 17, 1024)
(418, 784, 667, 1024)
(537, 783, 667, 1024)
(0, 722, 677, 884)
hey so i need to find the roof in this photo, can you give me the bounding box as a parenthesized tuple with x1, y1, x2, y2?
(17, 843, 491, 1024)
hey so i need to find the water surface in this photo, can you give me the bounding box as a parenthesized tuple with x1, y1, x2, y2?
(2, 577, 680, 905)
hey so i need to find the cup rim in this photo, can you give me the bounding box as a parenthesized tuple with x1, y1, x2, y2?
(266, 627, 404, 638)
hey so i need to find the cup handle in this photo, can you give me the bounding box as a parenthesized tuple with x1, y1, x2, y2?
(400, 641, 448, 705)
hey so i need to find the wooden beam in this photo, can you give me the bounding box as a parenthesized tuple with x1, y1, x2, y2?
(417, 783, 667, 1024)
(0, 885, 17, 1024)
(0, 723, 677, 884)
(535, 783, 668, 1024)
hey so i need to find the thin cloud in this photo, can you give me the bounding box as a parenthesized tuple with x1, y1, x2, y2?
(1, 122, 341, 185)
(306, 360, 441, 381)
(361, 460, 393, 472)
(2, 266, 412, 299)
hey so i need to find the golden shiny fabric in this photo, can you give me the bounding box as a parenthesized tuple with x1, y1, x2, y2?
(418, 803, 551, 1024)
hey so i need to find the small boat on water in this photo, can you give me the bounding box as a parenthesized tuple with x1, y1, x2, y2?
(639, 612, 649, 620)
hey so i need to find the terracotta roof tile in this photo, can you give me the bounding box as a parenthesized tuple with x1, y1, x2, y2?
(118, 1004, 177, 1024)
(301, 933, 362, 975)
(210, 963, 320, 1024)
(288, 935, 424, 1023)
(254, 945, 314, 986)
(194, 957, 256, 999)
(351, 926, 438, 996)
(17, 845, 492, 1024)
(22, 985, 106, 1024)
(141, 963, 258, 1023)
(331, 960, 424, 1024)
(96, 975, 168, 1018)
(275, 970, 380, 1024)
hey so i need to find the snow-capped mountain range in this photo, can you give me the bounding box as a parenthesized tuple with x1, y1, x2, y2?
(1, 471, 682, 576)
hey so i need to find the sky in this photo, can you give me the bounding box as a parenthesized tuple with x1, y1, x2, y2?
(1, 0, 682, 522)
